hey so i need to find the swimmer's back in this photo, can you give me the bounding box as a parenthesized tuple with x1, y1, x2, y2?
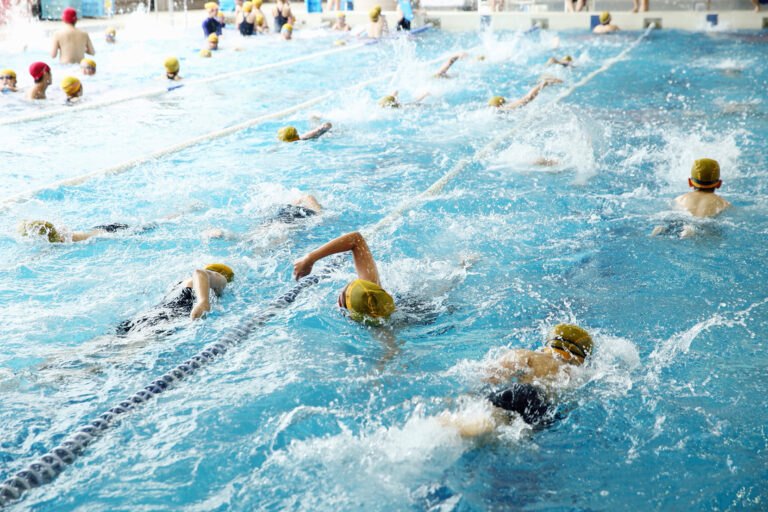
(674, 191, 732, 217)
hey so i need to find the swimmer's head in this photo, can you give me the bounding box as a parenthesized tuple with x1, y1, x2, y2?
(29, 62, 51, 84)
(205, 1, 219, 13)
(199, 48, 212, 58)
(105, 27, 116, 42)
(543, 324, 593, 365)
(378, 95, 399, 108)
(208, 33, 219, 49)
(341, 279, 395, 322)
(80, 58, 96, 75)
(282, 23, 293, 32)
(373, 5, 382, 14)
(61, 76, 82, 97)
(336, 11, 345, 17)
(18, 220, 61, 243)
(488, 96, 506, 108)
(599, 11, 611, 24)
(217, 10, 225, 20)
(256, 14, 265, 25)
(205, 263, 234, 282)
(164, 57, 180, 74)
(563, 55, 572, 62)
(254, 0, 262, 7)
(242, 1, 252, 11)
(689, 158, 721, 191)
(277, 126, 300, 142)
(61, 7, 77, 24)
(369, 8, 380, 21)
(1, 69, 16, 87)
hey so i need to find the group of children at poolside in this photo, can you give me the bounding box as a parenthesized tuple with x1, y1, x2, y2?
(10, 6, 734, 437)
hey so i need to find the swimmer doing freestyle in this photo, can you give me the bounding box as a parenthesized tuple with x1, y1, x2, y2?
(439, 324, 594, 436)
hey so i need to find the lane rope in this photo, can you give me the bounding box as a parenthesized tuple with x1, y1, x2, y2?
(0, 26, 654, 507)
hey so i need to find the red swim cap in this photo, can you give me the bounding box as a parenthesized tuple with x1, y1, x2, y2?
(61, 7, 77, 23)
(29, 61, 50, 80)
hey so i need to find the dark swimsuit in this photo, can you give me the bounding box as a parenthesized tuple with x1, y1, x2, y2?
(239, 16, 255, 35)
(274, 8, 288, 32)
(487, 383, 559, 427)
(116, 283, 196, 335)
(202, 18, 222, 36)
(275, 204, 316, 223)
(92, 223, 130, 233)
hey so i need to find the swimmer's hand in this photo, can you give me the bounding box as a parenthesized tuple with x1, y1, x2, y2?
(293, 256, 314, 280)
(651, 225, 667, 236)
(190, 300, 210, 320)
(540, 76, 563, 85)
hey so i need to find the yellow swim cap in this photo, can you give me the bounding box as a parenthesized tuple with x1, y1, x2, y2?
(205, 1, 218, 9)
(18, 220, 61, 243)
(217, 10, 224, 18)
(599, 11, 611, 24)
(164, 57, 180, 73)
(545, 324, 593, 364)
(105, 27, 116, 35)
(243, 1, 252, 11)
(282, 23, 293, 32)
(369, 7, 379, 20)
(378, 95, 399, 108)
(1, 68, 16, 78)
(334, 40, 346, 45)
(336, 11, 345, 17)
(80, 58, 96, 69)
(61, 76, 81, 96)
(277, 126, 300, 142)
(205, 263, 234, 282)
(488, 96, 506, 107)
(690, 158, 721, 188)
(200, 49, 212, 57)
(345, 279, 396, 321)
(563, 55, 572, 61)
(373, 5, 382, 13)
(208, 33, 219, 42)
(256, 14, 264, 24)
(254, 0, 262, 6)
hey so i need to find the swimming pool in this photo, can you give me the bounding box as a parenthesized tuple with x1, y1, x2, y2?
(1, 18, 767, 510)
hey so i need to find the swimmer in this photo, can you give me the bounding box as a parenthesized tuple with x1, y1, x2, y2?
(26, 62, 52, 100)
(216, 9, 227, 29)
(164, 57, 182, 80)
(378, 90, 429, 108)
(236, 1, 256, 36)
(252, 0, 266, 26)
(293, 231, 396, 324)
(434, 53, 468, 78)
(488, 76, 562, 111)
(1, 69, 18, 92)
(593, 12, 619, 34)
(17, 220, 136, 243)
(367, 6, 389, 39)
(255, 14, 268, 34)
(202, 194, 322, 240)
(438, 324, 594, 436)
(208, 33, 219, 50)
(203, 1, 223, 37)
(652, 158, 732, 237)
(116, 264, 234, 333)
(277, 122, 332, 141)
(80, 58, 96, 75)
(546, 55, 573, 67)
(272, 0, 294, 33)
(50, 7, 95, 64)
(105, 27, 116, 43)
(61, 76, 83, 104)
(280, 23, 293, 40)
(332, 12, 351, 32)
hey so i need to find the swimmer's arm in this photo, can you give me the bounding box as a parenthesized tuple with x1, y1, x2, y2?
(189, 269, 227, 319)
(409, 92, 430, 105)
(85, 34, 95, 55)
(502, 78, 561, 110)
(50, 34, 61, 59)
(293, 231, 380, 284)
(437, 407, 501, 437)
(435, 53, 466, 77)
(71, 229, 107, 242)
(293, 194, 323, 212)
(300, 122, 332, 140)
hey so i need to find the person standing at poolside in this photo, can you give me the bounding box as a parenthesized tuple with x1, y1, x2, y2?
(564, 0, 585, 12)
(438, 324, 594, 436)
(652, 159, 732, 237)
(26, 62, 52, 100)
(488, 77, 562, 111)
(1, 69, 18, 92)
(593, 12, 619, 33)
(50, 8, 95, 64)
(630, 0, 648, 12)
(203, 2, 223, 37)
(272, 0, 294, 33)
(293, 231, 396, 324)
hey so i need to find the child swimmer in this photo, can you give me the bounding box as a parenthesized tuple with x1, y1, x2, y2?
(164, 57, 182, 80)
(61, 76, 83, 103)
(1, 69, 18, 92)
(277, 122, 332, 142)
(488, 76, 562, 111)
(80, 58, 96, 75)
(26, 62, 52, 100)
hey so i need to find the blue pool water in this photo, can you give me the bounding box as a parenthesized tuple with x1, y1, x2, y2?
(1, 18, 767, 510)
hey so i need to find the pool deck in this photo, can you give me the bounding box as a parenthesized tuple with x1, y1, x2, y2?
(1, 4, 766, 41)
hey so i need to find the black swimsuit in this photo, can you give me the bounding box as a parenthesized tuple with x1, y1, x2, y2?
(274, 7, 288, 32)
(487, 383, 559, 427)
(275, 204, 316, 223)
(116, 284, 196, 335)
(239, 16, 254, 35)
